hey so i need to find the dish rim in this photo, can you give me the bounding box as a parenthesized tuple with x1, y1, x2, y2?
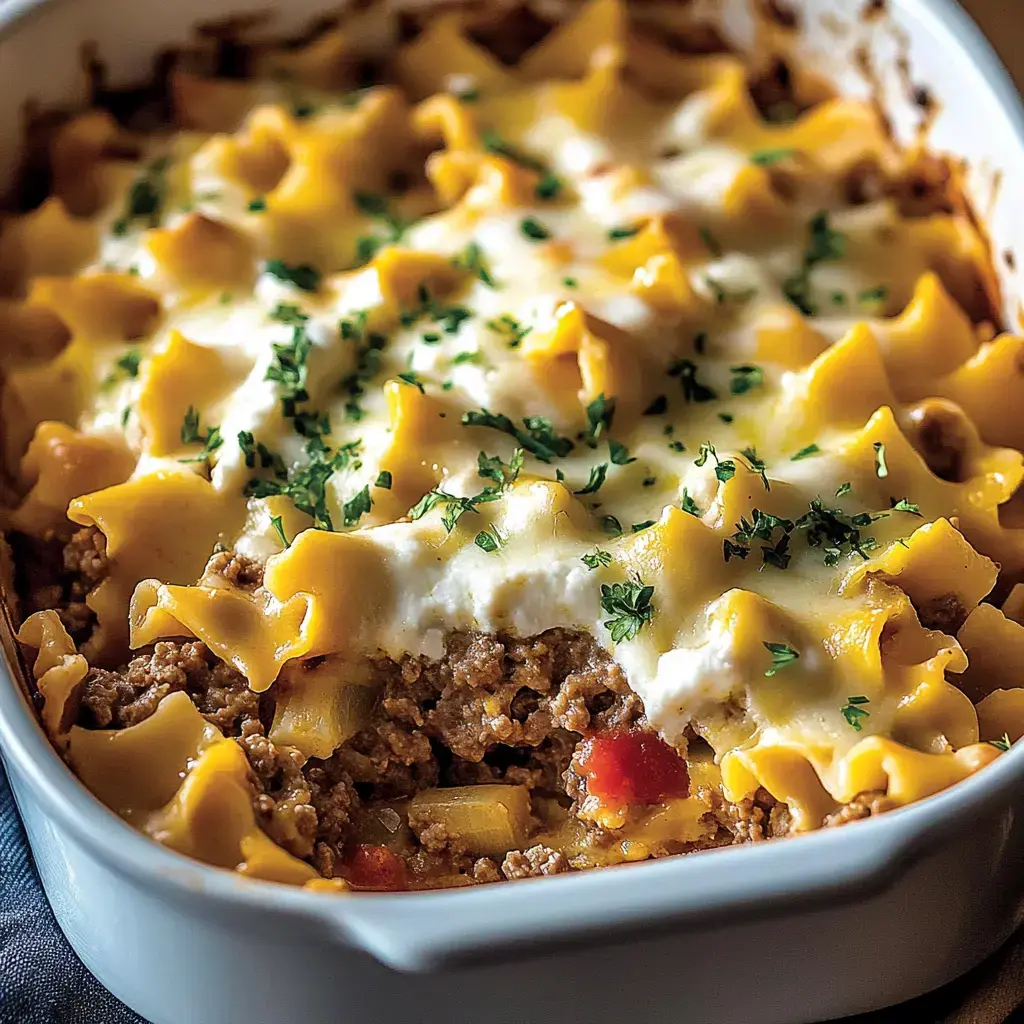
(1, 0, 1024, 973)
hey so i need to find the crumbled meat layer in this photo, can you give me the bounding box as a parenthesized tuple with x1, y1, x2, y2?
(10, 527, 108, 647)
(822, 790, 897, 828)
(79, 640, 260, 732)
(60, 621, 897, 889)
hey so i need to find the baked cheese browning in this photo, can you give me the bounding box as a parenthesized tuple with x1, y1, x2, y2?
(2, 0, 1019, 890)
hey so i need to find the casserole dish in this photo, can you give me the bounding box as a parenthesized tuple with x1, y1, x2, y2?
(4, 0, 1024, 1020)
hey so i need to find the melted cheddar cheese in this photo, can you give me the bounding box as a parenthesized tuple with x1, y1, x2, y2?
(3, 0, 1020, 888)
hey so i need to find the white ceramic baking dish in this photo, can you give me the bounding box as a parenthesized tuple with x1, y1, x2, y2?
(3, 1, 1024, 1021)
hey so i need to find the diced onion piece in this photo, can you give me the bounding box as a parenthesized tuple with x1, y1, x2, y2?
(408, 784, 532, 856)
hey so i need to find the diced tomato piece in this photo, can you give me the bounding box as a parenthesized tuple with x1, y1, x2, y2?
(345, 844, 408, 891)
(577, 730, 690, 805)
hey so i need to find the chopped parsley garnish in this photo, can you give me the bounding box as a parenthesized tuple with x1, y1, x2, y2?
(482, 131, 566, 199)
(764, 642, 800, 676)
(670, 359, 718, 403)
(351, 190, 409, 266)
(238, 431, 287, 479)
(841, 695, 870, 730)
(397, 371, 426, 393)
(644, 394, 668, 416)
(178, 406, 223, 464)
(474, 527, 505, 553)
(795, 496, 917, 565)
(266, 315, 314, 419)
(600, 575, 656, 642)
(642, 475, 657, 488)
(988, 733, 1013, 752)
(632, 520, 656, 533)
(339, 311, 388, 422)
(520, 217, 552, 241)
(873, 441, 889, 479)
(270, 515, 289, 547)
(749, 148, 797, 166)
(699, 225, 723, 258)
(265, 260, 321, 292)
(535, 172, 564, 201)
(486, 314, 532, 348)
(111, 156, 169, 235)
(668, 440, 687, 453)
(408, 487, 500, 534)
(120, 406, 132, 428)
(452, 350, 483, 366)
(342, 485, 373, 527)
(600, 515, 623, 537)
(102, 348, 142, 390)
(730, 364, 764, 396)
(783, 212, 847, 316)
(399, 284, 473, 335)
(835, 481, 852, 497)
(247, 196, 267, 213)
(563, 276, 579, 288)
(584, 394, 615, 446)
(244, 437, 362, 531)
(451, 241, 496, 287)
(718, 412, 734, 424)
(727, 509, 795, 569)
(477, 448, 524, 490)
(374, 471, 392, 490)
(270, 303, 309, 326)
(463, 408, 574, 463)
(739, 447, 771, 491)
(582, 548, 612, 570)
(574, 463, 609, 495)
(608, 439, 635, 465)
(681, 489, 702, 517)
(791, 443, 821, 461)
(695, 442, 735, 483)
(703, 277, 757, 306)
(607, 225, 641, 242)
(858, 284, 888, 307)
(890, 497, 922, 516)
(694, 331, 708, 355)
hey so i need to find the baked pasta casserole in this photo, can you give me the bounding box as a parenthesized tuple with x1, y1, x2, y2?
(2, 0, 1022, 891)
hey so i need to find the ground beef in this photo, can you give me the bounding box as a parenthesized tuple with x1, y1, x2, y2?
(240, 720, 319, 858)
(501, 845, 569, 880)
(78, 640, 259, 733)
(472, 857, 502, 884)
(715, 787, 792, 843)
(10, 529, 108, 647)
(398, 629, 641, 763)
(204, 550, 264, 591)
(62, 527, 108, 585)
(822, 790, 896, 828)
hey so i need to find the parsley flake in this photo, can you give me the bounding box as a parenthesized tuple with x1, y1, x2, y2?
(520, 217, 552, 241)
(842, 695, 870, 730)
(474, 526, 505, 553)
(783, 212, 847, 316)
(670, 359, 718, 403)
(730, 364, 764, 396)
(608, 439, 635, 465)
(600, 575, 656, 642)
(375, 471, 392, 490)
(463, 409, 574, 464)
(582, 549, 612, 570)
(270, 515, 289, 547)
(791, 443, 821, 461)
(681, 489, 702, 517)
(988, 733, 1013, 752)
(764, 642, 800, 676)
(265, 260, 321, 292)
(575, 463, 609, 495)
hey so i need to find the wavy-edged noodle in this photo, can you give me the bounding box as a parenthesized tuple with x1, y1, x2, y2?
(4, 0, 1021, 890)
